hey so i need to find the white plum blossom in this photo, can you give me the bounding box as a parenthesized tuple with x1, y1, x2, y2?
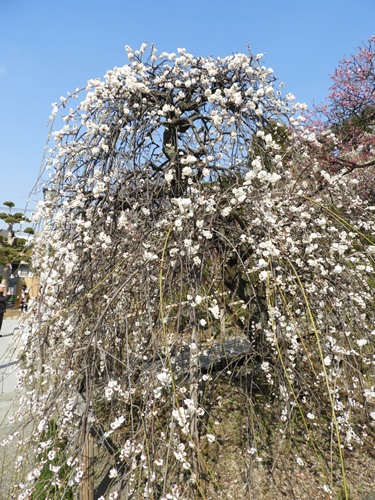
(209, 304, 220, 319)
(181, 166, 193, 177)
(324, 356, 332, 367)
(356, 338, 368, 348)
(110, 415, 125, 430)
(202, 230, 213, 239)
(109, 468, 119, 478)
(156, 370, 172, 387)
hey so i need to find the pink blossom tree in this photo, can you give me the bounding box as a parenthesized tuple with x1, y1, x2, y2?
(306, 36, 375, 201)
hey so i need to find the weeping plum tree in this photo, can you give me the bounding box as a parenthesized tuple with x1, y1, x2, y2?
(7, 45, 375, 499)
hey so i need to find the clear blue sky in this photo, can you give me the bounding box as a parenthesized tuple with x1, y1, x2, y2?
(1, 0, 374, 222)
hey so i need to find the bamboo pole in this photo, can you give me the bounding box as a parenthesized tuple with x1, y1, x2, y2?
(81, 433, 94, 500)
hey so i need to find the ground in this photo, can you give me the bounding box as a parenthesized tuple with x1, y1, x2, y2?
(5, 308, 22, 320)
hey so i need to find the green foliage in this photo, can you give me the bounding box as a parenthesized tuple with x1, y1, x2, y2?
(0, 247, 21, 266)
(0, 211, 27, 225)
(31, 420, 75, 499)
(0, 200, 33, 273)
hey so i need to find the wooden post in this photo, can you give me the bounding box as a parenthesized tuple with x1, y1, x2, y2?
(81, 433, 94, 500)
(220, 308, 226, 338)
(189, 319, 199, 477)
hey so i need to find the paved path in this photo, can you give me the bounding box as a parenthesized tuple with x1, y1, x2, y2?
(0, 319, 23, 498)
(0, 320, 21, 396)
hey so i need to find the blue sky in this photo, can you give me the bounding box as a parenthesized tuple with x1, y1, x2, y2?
(0, 0, 374, 224)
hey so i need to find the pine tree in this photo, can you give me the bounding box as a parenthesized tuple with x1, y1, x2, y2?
(0, 201, 34, 286)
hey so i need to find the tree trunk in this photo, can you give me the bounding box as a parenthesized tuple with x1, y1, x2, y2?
(1, 222, 15, 289)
